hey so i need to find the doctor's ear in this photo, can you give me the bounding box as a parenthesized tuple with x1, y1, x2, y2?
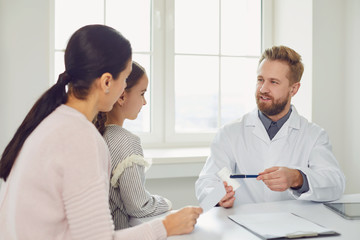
(290, 82, 300, 97)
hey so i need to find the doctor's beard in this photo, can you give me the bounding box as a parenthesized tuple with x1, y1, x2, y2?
(256, 92, 290, 116)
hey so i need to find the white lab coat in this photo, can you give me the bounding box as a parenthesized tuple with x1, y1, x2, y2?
(195, 106, 345, 204)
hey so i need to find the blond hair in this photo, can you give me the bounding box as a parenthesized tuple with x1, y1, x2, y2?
(259, 45, 304, 84)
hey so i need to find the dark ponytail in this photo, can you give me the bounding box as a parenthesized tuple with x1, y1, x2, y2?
(94, 61, 145, 135)
(0, 74, 69, 181)
(0, 25, 131, 181)
(93, 112, 108, 135)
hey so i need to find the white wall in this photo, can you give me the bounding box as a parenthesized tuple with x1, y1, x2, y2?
(312, 0, 347, 190)
(344, 0, 360, 194)
(146, 177, 199, 209)
(0, 0, 51, 152)
(311, 0, 360, 194)
(272, 0, 313, 121)
(0, 0, 359, 203)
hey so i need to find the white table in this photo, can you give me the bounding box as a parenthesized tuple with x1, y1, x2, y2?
(131, 194, 360, 239)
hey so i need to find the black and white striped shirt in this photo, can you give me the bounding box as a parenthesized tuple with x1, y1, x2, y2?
(104, 125, 171, 230)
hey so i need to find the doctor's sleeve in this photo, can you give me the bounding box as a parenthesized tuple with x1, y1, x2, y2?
(195, 127, 235, 203)
(291, 129, 345, 202)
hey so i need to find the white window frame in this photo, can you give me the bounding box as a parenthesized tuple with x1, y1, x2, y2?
(50, 0, 273, 148)
(159, 0, 273, 147)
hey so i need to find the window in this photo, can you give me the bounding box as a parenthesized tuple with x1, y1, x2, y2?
(52, 0, 263, 148)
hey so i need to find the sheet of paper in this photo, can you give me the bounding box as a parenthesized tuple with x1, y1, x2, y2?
(228, 212, 334, 239)
(199, 182, 226, 213)
(217, 167, 240, 191)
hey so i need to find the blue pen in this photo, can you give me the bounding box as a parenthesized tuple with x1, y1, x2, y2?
(230, 174, 259, 178)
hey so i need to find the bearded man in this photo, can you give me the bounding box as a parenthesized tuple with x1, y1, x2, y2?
(195, 45, 345, 208)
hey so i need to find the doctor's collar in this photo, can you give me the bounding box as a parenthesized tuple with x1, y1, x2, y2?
(258, 107, 292, 130)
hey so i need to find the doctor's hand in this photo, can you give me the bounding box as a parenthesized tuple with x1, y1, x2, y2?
(218, 181, 235, 208)
(257, 167, 303, 192)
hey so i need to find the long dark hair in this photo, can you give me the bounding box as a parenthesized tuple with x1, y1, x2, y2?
(0, 25, 132, 181)
(94, 61, 145, 135)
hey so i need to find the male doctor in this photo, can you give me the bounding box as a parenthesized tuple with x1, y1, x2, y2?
(195, 45, 345, 208)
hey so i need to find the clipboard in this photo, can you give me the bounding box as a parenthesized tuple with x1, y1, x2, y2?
(228, 212, 339, 239)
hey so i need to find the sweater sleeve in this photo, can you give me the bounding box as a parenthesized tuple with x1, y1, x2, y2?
(64, 177, 114, 240)
(114, 218, 167, 240)
(64, 177, 167, 240)
(115, 158, 171, 217)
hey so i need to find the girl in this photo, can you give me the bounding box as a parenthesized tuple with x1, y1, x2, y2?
(96, 62, 170, 230)
(0, 24, 201, 240)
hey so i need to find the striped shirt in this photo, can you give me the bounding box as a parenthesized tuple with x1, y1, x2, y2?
(104, 125, 171, 230)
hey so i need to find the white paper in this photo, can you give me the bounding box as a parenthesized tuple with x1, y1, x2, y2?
(228, 212, 335, 239)
(199, 182, 226, 213)
(217, 167, 240, 191)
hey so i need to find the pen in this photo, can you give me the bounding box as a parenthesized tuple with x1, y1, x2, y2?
(230, 174, 259, 178)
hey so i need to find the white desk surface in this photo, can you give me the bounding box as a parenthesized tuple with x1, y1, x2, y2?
(131, 194, 360, 240)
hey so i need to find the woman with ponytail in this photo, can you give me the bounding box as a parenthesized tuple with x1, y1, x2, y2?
(0, 25, 201, 240)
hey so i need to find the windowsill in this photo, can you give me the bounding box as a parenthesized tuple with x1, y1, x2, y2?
(143, 147, 209, 179)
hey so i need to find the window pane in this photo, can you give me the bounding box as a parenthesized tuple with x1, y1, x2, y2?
(106, 0, 151, 52)
(55, 0, 104, 50)
(175, 0, 219, 54)
(175, 55, 219, 132)
(221, 57, 258, 125)
(221, 0, 261, 56)
(123, 54, 151, 133)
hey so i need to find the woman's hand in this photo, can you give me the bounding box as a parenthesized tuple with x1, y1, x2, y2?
(162, 206, 203, 236)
